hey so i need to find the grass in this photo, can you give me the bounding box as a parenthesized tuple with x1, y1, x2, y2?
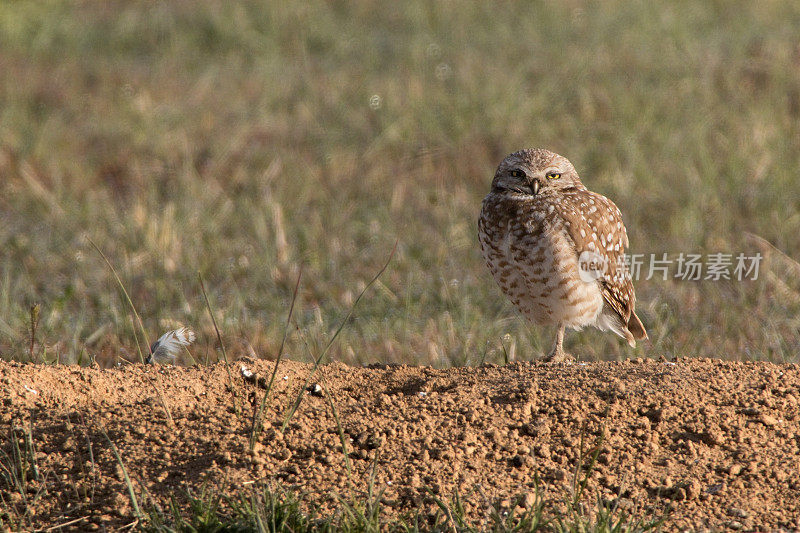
(132, 446, 664, 533)
(1, 1, 799, 366)
(279, 241, 396, 433)
(137, 415, 665, 532)
(0, 421, 47, 531)
(140, 479, 661, 533)
(102, 428, 144, 523)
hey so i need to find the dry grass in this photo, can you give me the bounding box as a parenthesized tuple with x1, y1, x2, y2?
(1, 1, 799, 366)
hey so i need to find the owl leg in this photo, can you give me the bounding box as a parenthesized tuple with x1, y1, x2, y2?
(543, 323, 573, 363)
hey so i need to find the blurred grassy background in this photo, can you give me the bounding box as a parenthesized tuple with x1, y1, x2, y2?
(1, 1, 799, 366)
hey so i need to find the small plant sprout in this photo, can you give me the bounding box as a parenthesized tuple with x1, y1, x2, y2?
(146, 327, 196, 365)
(28, 303, 40, 362)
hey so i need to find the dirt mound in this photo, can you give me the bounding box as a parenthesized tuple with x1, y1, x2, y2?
(1, 358, 799, 530)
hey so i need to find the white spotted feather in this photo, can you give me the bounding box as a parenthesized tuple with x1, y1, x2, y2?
(147, 327, 196, 364)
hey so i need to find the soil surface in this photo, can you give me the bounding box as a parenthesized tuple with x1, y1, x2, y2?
(1, 357, 799, 531)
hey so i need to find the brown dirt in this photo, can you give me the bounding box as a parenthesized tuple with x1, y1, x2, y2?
(1, 357, 799, 531)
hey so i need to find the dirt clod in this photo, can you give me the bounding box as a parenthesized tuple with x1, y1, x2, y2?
(759, 414, 778, 426)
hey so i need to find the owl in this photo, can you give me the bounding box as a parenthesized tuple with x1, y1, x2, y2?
(478, 148, 647, 362)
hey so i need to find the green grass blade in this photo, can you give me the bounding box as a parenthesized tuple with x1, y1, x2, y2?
(199, 271, 241, 415)
(280, 241, 397, 432)
(88, 238, 149, 364)
(250, 268, 302, 450)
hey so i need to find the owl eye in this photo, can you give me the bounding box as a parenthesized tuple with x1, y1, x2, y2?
(509, 169, 526, 178)
(547, 172, 561, 180)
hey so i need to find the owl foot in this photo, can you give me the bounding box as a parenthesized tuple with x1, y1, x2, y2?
(542, 348, 574, 364)
(542, 323, 573, 363)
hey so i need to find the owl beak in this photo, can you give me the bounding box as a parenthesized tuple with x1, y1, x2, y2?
(530, 180, 540, 196)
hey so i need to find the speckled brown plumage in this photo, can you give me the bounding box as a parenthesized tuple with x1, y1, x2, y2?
(478, 148, 646, 361)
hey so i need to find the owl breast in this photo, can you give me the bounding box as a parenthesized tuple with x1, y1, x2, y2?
(478, 194, 604, 328)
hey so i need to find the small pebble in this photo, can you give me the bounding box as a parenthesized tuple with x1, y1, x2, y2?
(727, 508, 748, 519)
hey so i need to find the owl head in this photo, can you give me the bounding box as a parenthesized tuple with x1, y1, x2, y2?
(490, 148, 584, 196)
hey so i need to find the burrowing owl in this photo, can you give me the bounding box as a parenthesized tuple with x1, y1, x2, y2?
(478, 148, 647, 362)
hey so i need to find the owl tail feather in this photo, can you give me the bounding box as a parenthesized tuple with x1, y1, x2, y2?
(625, 311, 648, 347)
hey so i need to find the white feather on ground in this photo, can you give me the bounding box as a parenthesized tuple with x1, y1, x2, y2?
(147, 327, 196, 364)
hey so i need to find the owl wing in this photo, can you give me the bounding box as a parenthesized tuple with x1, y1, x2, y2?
(556, 189, 635, 324)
